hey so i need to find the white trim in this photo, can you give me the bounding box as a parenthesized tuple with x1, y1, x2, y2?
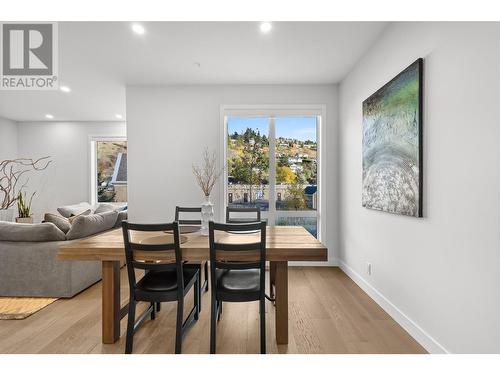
(290, 258, 339, 267)
(339, 260, 450, 354)
(316, 113, 325, 242)
(218, 113, 227, 222)
(221, 104, 325, 117)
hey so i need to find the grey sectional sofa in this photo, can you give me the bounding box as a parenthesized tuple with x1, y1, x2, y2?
(0, 206, 127, 298)
(0, 238, 102, 297)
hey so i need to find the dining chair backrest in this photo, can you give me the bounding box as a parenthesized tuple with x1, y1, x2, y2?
(122, 221, 184, 295)
(225, 206, 261, 224)
(175, 206, 202, 225)
(209, 220, 266, 285)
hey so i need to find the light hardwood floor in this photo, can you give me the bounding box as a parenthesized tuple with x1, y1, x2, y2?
(0, 267, 426, 354)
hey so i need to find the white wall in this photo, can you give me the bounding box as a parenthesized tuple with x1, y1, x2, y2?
(339, 22, 500, 353)
(126, 84, 338, 264)
(17, 121, 126, 221)
(0, 117, 18, 161)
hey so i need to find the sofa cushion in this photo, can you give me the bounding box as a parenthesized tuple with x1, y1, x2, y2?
(57, 202, 92, 218)
(66, 211, 119, 240)
(43, 213, 71, 234)
(68, 209, 92, 224)
(0, 222, 66, 242)
(94, 203, 126, 214)
(114, 210, 128, 228)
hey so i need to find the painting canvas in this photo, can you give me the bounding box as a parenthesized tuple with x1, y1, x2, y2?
(362, 58, 423, 217)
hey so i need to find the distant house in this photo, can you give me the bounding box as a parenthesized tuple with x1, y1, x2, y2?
(290, 163, 303, 173)
(304, 185, 317, 210)
(288, 156, 302, 164)
(111, 153, 127, 185)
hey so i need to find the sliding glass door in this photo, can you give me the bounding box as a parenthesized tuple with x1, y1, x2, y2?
(274, 117, 318, 237)
(225, 113, 320, 238)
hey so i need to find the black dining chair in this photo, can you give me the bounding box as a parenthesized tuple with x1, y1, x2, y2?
(209, 220, 267, 354)
(175, 206, 209, 293)
(122, 221, 200, 354)
(226, 206, 275, 302)
(226, 206, 261, 223)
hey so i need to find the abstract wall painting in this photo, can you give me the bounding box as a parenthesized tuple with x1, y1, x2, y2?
(362, 58, 423, 217)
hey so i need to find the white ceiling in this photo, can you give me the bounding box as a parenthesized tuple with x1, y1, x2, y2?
(0, 22, 388, 122)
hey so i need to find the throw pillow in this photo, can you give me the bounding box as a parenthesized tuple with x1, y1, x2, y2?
(66, 211, 119, 240)
(94, 203, 126, 214)
(68, 209, 92, 224)
(57, 202, 92, 218)
(43, 213, 71, 234)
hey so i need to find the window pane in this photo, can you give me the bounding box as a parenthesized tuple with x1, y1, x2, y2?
(96, 140, 127, 203)
(275, 117, 317, 211)
(276, 216, 317, 237)
(227, 117, 269, 211)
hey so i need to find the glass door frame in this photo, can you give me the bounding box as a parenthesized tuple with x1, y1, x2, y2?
(219, 105, 326, 241)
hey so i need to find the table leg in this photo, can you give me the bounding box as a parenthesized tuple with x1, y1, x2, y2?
(102, 260, 121, 344)
(274, 261, 288, 345)
(269, 261, 276, 299)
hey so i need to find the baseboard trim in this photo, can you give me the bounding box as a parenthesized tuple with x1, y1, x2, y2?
(339, 260, 450, 354)
(290, 259, 339, 267)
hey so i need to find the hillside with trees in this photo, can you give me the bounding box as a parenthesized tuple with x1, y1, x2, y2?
(227, 127, 317, 210)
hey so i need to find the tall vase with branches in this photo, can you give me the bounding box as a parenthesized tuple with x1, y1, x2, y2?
(192, 148, 224, 235)
(0, 157, 51, 222)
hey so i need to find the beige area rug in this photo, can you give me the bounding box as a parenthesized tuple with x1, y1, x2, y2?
(0, 297, 58, 320)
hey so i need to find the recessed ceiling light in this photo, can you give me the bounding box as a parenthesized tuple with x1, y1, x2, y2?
(60, 85, 71, 93)
(115, 114, 123, 119)
(132, 23, 145, 35)
(45, 114, 54, 119)
(260, 22, 272, 33)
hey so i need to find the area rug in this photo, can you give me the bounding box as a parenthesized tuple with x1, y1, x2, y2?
(0, 297, 58, 320)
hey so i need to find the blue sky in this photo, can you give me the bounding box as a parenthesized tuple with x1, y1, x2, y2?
(227, 117, 317, 142)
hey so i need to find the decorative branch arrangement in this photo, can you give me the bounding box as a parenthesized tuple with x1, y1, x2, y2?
(192, 148, 224, 198)
(0, 157, 52, 210)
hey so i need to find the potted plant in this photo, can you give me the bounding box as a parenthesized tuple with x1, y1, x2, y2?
(16, 191, 36, 223)
(0, 157, 51, 222)
(192, 148, 224, 236)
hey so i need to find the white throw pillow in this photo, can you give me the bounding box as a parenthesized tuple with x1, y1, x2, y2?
(57, 202, 92, 218)
(94, 203, 126, 214)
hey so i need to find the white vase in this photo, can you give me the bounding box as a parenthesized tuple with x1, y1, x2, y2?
(0, 209, 14, 222)
(200, 196, 214, 236)
(16, 217, 34, 224)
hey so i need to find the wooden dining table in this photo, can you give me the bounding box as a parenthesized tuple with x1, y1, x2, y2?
(57, 226, 327, 345)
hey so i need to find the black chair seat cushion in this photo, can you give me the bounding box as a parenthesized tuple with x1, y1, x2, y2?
(136, 268, 198, 292)
(216, 269, 260, 294)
